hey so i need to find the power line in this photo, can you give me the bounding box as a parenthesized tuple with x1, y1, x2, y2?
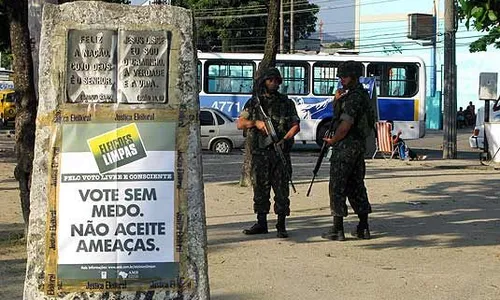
(199, 22, 480, 46)
(196, 22, 436, 40)
(192, 0, 350, 14)
(201, 33, 487, 54)
(194, 0, 399, 20)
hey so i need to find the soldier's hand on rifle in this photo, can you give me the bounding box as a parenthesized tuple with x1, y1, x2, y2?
(276, 138, 286, 149)
(323, 137, 334, 145)
(255, 120, 268, 135)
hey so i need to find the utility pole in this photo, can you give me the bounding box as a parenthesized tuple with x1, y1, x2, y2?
(442, 0, 457, 158)
(290, 0, 294, 53)
(280, 0, 284, 53)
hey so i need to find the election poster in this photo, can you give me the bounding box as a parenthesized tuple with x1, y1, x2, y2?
(52, 120, 182, 292)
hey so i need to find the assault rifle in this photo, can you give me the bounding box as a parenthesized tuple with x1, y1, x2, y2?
(306, 89, 347, 197)
(306, 120, 335, 197)
(254, 96, 297, 193)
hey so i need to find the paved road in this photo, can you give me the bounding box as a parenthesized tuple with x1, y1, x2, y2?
(203, 128, 482, 183)
(1, 126, 481, 184)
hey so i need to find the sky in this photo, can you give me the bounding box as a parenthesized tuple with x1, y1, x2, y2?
(130, 0, 356, 39)
(310, 0, 354, 39)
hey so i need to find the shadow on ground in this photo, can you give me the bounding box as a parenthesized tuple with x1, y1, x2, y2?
(0, 258, 26, 300)
(208, 178, 500, 251)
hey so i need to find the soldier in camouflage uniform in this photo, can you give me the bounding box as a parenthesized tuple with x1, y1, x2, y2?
(321, 61, 373, 241)
(237, 68, 300, 238)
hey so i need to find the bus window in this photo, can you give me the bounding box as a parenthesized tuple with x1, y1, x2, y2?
(388, 67, 406, 97)
(312, 62, 340, 96)
(276, 61, 309, 95)
(205, 61, 255, 94)
(367, 62, 419, 97)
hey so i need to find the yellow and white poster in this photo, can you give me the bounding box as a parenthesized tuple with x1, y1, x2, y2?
(56, 121, 179, 290)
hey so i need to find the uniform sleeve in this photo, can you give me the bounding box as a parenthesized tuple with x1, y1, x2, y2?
(240, 97, 255, 120)
(287, 98, 300, 124)
(340, 92, 365, 125)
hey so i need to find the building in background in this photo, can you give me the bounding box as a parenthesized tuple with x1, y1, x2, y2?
(355, 0, 500, 129)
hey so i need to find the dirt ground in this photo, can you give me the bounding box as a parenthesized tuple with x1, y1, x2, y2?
(1, 129, 500, 300)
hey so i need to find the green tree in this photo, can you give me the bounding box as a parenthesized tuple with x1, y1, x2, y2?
(343, 39, 354, 49)
(0, 5, 9, 51)
(174, 0, 318, 52)
(457, 0, 500, 52)
(0, 2, 12, 68)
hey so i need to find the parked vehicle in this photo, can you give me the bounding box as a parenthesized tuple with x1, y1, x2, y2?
(0, 89, 16, 126)
(199, 107, 245, 154)
(469, 101, 500, 149)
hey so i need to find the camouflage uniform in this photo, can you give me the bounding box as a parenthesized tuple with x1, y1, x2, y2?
(241, 92, 300, 216)
(329, 83, 373, 217)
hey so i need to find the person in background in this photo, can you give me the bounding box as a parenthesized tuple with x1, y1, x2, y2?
(457, 107, 466, 129)
(466, 101, 476, 127)
(387, 120, 427, 161)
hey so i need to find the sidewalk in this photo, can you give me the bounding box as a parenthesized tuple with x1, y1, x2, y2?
(207, 129, 500, 300)
(207, 157, 500, 300)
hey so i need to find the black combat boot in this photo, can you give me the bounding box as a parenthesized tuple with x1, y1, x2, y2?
(351, 213, 371, 239)
(243, 213, 268, 235)
(276, 215, 288, 238)
(321, 216, 345, 241)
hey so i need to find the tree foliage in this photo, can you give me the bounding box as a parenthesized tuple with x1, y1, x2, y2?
(457, 0, 500, 52)
(173, 0, 318, 52)
(0, 1, 11, 53)
(326, 39, 354, 49)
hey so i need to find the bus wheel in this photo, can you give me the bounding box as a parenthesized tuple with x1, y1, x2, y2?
(212, 139, 232, 154)
(316, 122, 331, 147)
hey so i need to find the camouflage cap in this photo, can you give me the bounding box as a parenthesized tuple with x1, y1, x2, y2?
(337, 60, 363, 78)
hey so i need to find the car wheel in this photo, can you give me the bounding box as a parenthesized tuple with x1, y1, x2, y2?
(316, 121, 331, 147)
(212, 139, 232, 154)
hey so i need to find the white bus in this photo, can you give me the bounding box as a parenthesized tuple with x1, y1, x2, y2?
(197, 52, 426, 145)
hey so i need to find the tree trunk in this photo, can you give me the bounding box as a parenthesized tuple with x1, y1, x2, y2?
(258, 0, 280, 75)
(239, 0, 280, 187)
(6, 0, 38, 235)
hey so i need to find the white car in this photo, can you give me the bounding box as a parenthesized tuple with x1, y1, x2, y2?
(200, 108, 245, 154)
(469, 102, 500, 149)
